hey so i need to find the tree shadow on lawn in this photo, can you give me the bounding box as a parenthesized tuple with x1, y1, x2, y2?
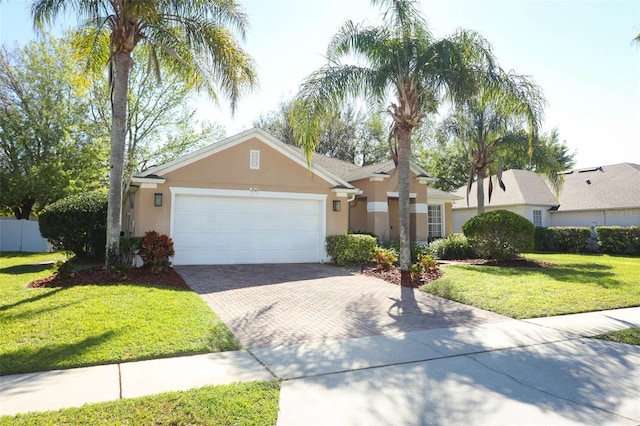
(452, 262, 622, 288)
(0, 330, 121, 376)
(0, 263, 55, 275)
(0, 288, 64, 312)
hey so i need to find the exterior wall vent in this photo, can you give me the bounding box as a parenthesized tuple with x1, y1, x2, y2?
(250, 150, 260, 170)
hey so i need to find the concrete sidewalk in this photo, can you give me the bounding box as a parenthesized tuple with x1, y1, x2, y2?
(1, 307, 639, 425)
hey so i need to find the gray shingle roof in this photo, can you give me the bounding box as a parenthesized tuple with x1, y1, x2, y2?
(556, 163, 640, 211)
(451, 163, 640, 211)
(452, 169, 558, 209)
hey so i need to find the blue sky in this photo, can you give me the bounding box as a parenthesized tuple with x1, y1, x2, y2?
(1, 0, 639, 169)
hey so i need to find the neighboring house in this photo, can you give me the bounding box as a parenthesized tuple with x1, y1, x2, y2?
(125, 128, 459, 265)
(451, 163, 640, 232)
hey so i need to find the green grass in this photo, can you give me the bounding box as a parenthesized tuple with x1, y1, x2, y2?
(0, 252, 240, 376)
(593, 328, 640, 346)
(422, 253, 640, 319)
(0, 381, 280, 425)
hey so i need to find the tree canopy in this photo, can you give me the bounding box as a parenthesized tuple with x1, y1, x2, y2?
(88, 48, 226, 180)
(440, 68, 546, 213)
(254, 100, 389, 165)
(0, 36, 108, 219)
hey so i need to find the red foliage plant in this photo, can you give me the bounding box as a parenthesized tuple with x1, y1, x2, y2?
(139, 231, 175, 273)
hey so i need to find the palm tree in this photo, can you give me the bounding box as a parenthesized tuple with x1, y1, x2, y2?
(441, 69, 545, 214)
(31, 0, 257, 270)
(291, 0, 493, 284)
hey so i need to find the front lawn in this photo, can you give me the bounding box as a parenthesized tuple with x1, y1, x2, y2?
(0, 381, 280, 426)
(594, 328, 640, 346)
(421, 253, 640, 319)
(0, 252, 240, 375)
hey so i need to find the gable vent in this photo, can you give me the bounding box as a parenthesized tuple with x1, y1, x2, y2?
(250, 150, 260, 170)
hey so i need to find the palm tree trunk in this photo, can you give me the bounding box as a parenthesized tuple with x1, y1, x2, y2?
(476, 169, 486, 215)
(105, 51, 133, 272)
(396, 126, 412, 286)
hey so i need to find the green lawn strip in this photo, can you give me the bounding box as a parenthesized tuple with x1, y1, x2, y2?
(593, 328, 640, 346)
(421, 253, 640, 319)
(0, 381, 280, 426)
(1, 252, 240, 376)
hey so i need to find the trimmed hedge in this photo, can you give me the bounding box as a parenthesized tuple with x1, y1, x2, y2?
(39, 191, 107, 258)
(428, 234, 475, 260)
(534, 226, 591, 253)
(462, 210, 534, 260)
(326, 234, 377, 266)
(596, 226, 640, 255)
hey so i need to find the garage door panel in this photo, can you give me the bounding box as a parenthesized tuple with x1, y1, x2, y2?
(172, 193, 324, 265)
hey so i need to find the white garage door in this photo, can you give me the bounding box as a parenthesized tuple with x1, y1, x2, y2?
(171, 190, 326, 265)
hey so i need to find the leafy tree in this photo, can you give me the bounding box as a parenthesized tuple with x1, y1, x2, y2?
(357, 113, 390, 166)
(253, 100, 297, 145)
(0, 36, 108, 219)
(32, 0, 257, 270)
(441, 69, 546, 214)
(254, 100, 364, 164)
(89, 51, 226, 179)
(290, 0, 492, 284)
(422, 129, 575, 193)
(498, 129, 576, 178)
(418, 136, 470, 192)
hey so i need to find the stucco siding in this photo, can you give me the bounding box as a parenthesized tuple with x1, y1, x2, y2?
(549, 209, 640, 227)
(130, 136, 347, 239)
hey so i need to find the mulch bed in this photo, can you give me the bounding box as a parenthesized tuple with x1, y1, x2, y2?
(362, 268, 444, 288)
(27, 266, 190, 290)
(361, 257, 554, 288)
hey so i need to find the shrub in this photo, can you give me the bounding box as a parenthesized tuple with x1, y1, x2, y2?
(597, 226, 640, 255)
(534, 227, 590, 253)
(374, 246, 398, 270)
(39, 191, 107, 259)
(53, 260, 75, 279)
(384, 240, 428, 263)
(410, 253, 439, 280)
(325, 234, 377, 267)
(120, 236, 144, 266)
(139, 231, 175, 273)
(462, 210, 534, 260)
(428, 234, 475, 260)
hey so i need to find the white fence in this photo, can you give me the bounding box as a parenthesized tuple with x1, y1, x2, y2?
(0, 218, 50, 252)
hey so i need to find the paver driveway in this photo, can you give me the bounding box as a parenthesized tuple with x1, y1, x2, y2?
(176, 264, 508, 348)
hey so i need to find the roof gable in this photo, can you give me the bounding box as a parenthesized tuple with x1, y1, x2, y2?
(135, 128, 356, 191)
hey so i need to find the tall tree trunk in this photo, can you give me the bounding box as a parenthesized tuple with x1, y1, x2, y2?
(396, 126, 412, 286)
(476, 169, 486, 215)
(106, 51, 133, 272)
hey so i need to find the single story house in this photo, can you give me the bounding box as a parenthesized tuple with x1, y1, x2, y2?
(451, 163, 640, 232)
(125, 128, 460, 265)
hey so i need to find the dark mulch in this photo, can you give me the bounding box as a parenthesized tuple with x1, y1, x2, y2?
(362, 267, 444, 288)
(27, 266, 190, 290)
(362, 257, 554, 288)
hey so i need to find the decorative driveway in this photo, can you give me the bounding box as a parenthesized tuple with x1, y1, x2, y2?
(176, 264, 508, 348)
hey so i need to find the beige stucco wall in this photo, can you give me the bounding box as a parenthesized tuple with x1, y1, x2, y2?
(348, 197, 369, 232)
(348, 171, 431, 242)
(127, 137, 348, 238)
